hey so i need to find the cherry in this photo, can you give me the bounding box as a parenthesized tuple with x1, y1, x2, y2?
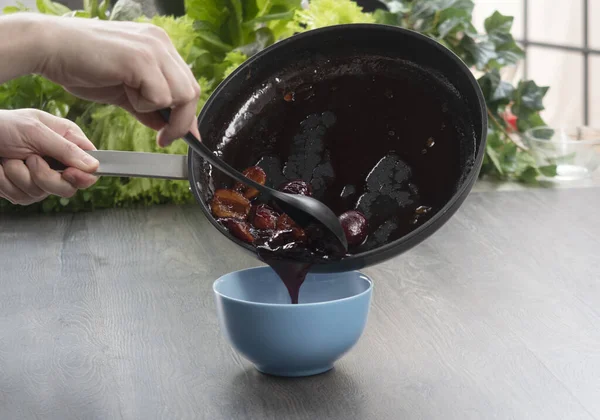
(338, 210, 369, 246)
(278, 180, 313, 196)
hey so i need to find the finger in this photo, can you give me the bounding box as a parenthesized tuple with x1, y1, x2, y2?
(1, 159, 46, 199)
(37, 113, 97, 151)
(62, 167, 98, 189)
(161, 55, 197, 108)
(118, 101, 167, 131)
(0, 164, 39, 205)
(157, 100, 197, 147)
(155, 52, 199, 147)
(26, 155, 77, 198)
(66, 85, 125, 106)
(27, 123, 99, 173)
(190, 119, 201, 140)
(165, 41, 199, 92)
(68, 84, 179, 134)
(124, 65, 172, 113)
(72, 86, 169, 132)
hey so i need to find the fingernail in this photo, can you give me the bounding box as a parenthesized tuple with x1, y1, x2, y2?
(63, 173, 76, 185)
(81, 153, 99, 168)
(157, 132, 168, 148)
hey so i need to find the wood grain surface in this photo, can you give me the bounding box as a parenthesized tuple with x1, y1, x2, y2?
(1, 188, 599, 420)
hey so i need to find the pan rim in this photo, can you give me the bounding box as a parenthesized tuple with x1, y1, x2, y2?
(190, 23, 487, 272)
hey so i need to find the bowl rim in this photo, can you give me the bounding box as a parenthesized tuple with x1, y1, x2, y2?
(213, 266, 373, 307)
(525, 126, 600, 145)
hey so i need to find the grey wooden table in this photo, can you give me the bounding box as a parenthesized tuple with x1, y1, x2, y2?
(1, 187, 600, 420)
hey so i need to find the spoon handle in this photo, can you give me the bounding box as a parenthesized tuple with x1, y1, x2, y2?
(159, 109, 269, 196)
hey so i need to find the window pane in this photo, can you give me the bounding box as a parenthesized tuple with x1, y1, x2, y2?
(473, 0, 523, 40)
(590, 0, 600, 50)
(590, 56, 600, 127)
(528, 0, 583, 47)
(527, 47, 584, 126)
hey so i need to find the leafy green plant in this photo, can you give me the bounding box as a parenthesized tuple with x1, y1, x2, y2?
(0, 0, 553, 213)
(375, 0, 553, 183)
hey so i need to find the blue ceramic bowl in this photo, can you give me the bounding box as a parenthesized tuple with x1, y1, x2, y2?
(213, 267, 373, 377)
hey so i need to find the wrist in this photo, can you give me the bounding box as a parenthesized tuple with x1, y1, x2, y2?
(0, 13, 54, 80)
(22, 14, 61, 76)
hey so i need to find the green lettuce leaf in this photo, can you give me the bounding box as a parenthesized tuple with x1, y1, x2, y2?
(289, 0, 375, 33)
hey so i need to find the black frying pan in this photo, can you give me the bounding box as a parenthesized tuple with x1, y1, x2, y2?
(63, 24, 487, 273)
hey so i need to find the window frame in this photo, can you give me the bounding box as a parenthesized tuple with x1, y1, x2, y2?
(521, 0, 600, 124)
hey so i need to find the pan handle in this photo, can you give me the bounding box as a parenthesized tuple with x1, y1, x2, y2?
(44, 150, 189, 180)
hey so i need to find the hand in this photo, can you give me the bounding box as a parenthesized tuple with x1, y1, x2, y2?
(0, 109, 99, 205)
(34, 15, 201, 147)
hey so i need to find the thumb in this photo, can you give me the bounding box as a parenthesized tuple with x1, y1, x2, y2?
(29, 122, 99, 173)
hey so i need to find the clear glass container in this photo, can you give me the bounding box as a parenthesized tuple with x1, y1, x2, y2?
(524, 126, 600, 181)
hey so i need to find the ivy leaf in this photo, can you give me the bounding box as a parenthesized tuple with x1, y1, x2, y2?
(478, 69, 514, 108)
(516, 111, 546, 132)
(379, 0, 411, 14)
(512, 80, 549, 132)
(518, 166, 539, 184)
(484, 11, 513, 40)
(499, 141, 518, 172)
(410, 0, 474, 20)
(492, 40, 524, 68)
(512, 80, 549, 113)
(458, 34, 497, 70)
(539, 165, 558, 177)
(407, 0, 474, 34)
(437, 7, 473, 38)
(486, 143, 504, 175)
(514, 148, 543, 183)
(483, 11, 524, 68)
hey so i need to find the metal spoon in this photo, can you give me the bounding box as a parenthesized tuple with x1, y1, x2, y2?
(157, 109, 348, 253)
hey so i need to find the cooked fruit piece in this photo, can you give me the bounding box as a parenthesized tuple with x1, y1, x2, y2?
(275, 214, 307, 242)
(276, 213, 296, 230)
(219, 218, 255, 244)
(339, 210, 369, 246)
(278, 180, 312, 196)
(290, 227, 307, 242)
(234, 166, 267, 199)
(415, 205, 432, 215)
(283, 92, 295, 102)
(210, 189, 251, 219)
(251, 204, 278, 230)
